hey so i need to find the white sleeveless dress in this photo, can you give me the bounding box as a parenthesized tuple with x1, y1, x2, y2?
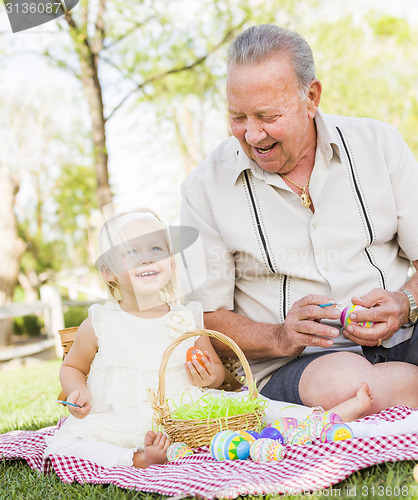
(44, 301, 203, 466)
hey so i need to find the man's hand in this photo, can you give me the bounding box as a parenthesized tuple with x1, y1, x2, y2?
(341, 288, 410, 346)
(277, 294, 341, 357)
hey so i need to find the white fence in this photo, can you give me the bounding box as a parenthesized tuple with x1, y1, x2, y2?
(0, 285, 101, 363)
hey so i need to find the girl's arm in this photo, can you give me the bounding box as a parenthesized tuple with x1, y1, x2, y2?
(185, 335, 225, 389)
(60, 316, 98, 418)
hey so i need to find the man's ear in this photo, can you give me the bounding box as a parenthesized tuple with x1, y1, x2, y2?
(306, 79, 322, 119)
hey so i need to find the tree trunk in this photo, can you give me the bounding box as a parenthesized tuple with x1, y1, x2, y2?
(0, 165, 25, 347)
(66, 14, 113, 209)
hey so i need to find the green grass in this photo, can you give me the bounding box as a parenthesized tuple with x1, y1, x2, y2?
(0, 361, 418, 499)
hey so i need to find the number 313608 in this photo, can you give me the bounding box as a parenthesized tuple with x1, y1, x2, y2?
(361, 485, 417, 497)
(5, 2, 63, 14)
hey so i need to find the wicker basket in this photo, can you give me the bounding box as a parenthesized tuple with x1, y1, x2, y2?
(150, 329, 265, 448)
(58, 327, 79, 359)
(57, 327, 78, 401)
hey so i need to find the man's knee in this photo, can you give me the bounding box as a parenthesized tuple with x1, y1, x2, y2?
(298, 352, 374, 408)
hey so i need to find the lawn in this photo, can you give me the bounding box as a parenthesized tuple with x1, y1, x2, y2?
(0, 360, 417, 499)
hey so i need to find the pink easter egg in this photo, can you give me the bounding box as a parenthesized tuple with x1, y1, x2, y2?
(269, 417, 301, 435)
(340, 305, 374, 328)
(307, 409, 343, 425)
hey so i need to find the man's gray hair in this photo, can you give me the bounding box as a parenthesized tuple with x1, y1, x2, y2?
(227, 24, 316, 93)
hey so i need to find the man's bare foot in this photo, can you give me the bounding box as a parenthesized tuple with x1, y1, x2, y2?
(132, 431, 171, 468)
(330, 382, 373, 422)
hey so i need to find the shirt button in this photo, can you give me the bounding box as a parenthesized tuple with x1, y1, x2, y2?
(312, 223, 317, 229)
(323, 266, 329, 272)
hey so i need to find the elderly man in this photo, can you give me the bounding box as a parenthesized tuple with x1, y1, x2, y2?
(180, 24, 418, 414)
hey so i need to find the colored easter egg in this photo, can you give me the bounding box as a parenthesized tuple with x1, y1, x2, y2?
(210, 430, 235, 460)
(250, 438, 271, 462)
(269, 417, 301, 435)
(307, 409, 343, 425)
(224, 433, 250, 460)
(284, 425, 313, 446)
(305, 420, 326, 439)
(245, 430, 259, 440)
(259, 440, 286, 462)
(259, 426, 284, 444)
(237, 430, 257, 445)
(320, 423, 354, 443)
(210, 431, 250, 461)
(186, 346, 208, 367)
(166, 442, 194, 461)
(340, 305, 374, 328)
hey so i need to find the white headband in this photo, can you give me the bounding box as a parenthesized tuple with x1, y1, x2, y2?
(118, 212, 162, 227)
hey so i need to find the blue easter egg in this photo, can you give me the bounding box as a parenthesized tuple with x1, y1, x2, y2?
(210, 431, 250, 461)
(210, 430, 235, 460)
(259, 426, 284, 444)
(320, 423, 354, 443)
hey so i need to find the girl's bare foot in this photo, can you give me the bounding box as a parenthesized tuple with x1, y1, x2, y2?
(330, 382, 373, 421)
(354, 382, 374, 416)
(132, 431, 171, 468)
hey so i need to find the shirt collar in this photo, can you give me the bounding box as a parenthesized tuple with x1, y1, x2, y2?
(314, 109, 341, 161)
(232, 108, 342, 183)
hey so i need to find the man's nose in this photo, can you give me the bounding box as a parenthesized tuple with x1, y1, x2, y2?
(245, 121, 266, 144)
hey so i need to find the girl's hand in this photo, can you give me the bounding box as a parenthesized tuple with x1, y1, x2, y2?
(185, 351, 218, 388)
(66, 389, 92, 419)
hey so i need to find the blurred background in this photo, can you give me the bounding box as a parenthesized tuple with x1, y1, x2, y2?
(0, 0, 417, 362)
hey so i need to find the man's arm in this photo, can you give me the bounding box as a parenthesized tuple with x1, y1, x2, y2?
(204, 309, 281, 360)
(205, 294, 342, 360)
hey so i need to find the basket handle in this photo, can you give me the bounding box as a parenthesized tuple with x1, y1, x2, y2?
(156, 329, 257, 408)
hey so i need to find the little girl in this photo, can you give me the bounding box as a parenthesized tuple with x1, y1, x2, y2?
(45, 208, 226, 468)
(44, 208, 398, 469)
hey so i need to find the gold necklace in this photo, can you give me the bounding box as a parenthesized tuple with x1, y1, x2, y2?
(280, 172, 312, 208)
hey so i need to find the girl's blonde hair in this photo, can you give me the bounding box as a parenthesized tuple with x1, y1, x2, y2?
(96, 207, 180, 303)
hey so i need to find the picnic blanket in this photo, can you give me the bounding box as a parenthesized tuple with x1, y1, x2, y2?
(1, 406, 418, 498)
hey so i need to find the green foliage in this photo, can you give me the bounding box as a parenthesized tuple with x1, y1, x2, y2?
(18, 222, 67, 277)
(368, 13, 411, 42)
(310, 13, 418, 159)
(63, 306, 88, 328)
(53, 164, 97, 234)
(52, 163, 98, 268)
(13, 315, 43, 337)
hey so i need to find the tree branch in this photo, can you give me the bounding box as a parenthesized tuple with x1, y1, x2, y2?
(103, 16, 157, 50)
(100, 55, 139, 84)
(105, 23, 244, 122)
(92, 0, 106, 56)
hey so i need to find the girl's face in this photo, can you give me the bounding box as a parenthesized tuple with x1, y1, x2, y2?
(113, 218, 174, 301)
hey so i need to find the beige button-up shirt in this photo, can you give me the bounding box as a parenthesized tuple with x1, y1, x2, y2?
(181, 110, 418, 388)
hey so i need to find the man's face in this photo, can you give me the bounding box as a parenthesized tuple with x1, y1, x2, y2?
(227, 53, 320, 174)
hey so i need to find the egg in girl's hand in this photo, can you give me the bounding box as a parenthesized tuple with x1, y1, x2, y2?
(186, 347, 208, 367)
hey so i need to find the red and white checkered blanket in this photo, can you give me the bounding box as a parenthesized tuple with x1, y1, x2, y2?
(1, 406, 418, 498)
